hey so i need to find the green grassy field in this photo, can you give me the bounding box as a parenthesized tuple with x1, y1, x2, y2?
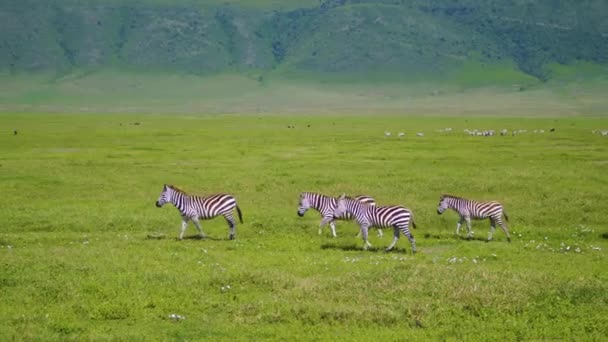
(1, 113, 607, 340)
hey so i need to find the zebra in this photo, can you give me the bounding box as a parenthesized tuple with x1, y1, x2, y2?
(436, 194, 510, 242)
(155, 184, 243, 240)
(333, 194, 416, 253)
(297, 192, 381, 238)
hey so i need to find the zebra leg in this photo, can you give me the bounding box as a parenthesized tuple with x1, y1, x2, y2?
(456, 217, 464, 235)
(319, 217, 332, 235)
(404, 228, 417, 255)
(329, 221, 337, 238)
(360, 226, 372, 250)
(192, 218, 206, 239)
(497, 219, 511, 243)
(488, 218, 496, 241)
(179, 219, 189, 240)
(465, 216, 473, 238)
(385, 226, 400, 251)
(359, 227, 384, 238)
(224, 215, 236, 240)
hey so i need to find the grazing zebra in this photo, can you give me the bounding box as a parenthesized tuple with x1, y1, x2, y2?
(333, 194, 416, 253)
(436, 194, 510, 242)
(297, 192, 381, 238)
(155, 184, 243, 240)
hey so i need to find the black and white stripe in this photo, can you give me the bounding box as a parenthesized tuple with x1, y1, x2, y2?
(156, 184, 243, 240)
(437, 194, 510, 242)
(297, 192, 379, 237)
(333, 194, 416, 253)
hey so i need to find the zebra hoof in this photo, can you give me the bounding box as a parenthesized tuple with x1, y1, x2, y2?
(229, 234, 235, 240)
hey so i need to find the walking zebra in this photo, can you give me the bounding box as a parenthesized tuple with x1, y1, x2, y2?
(333, 194, 416, 253)
(297, 192, 381, 237)
(155, 184, 243, 240)
(436, 194, 510, 242)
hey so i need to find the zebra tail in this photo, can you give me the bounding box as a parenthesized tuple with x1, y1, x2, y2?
(503, 210, 509, 222)
(236, 205, 243, 224)
(412, 220, 417, 229)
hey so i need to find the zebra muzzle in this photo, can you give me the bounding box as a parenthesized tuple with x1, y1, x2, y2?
(297, 211, 304, 217)
(155, 201, 162, 208)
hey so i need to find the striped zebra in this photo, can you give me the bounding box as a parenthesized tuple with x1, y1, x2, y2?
(297, 192, 381, 238)
(437, 194, 510, 242)
(155, 184, 243, 240)
(333, 194, 417, 253)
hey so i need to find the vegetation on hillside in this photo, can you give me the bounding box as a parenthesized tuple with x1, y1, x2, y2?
(1, 0, 606, 81)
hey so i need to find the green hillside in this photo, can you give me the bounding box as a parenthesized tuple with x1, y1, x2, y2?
(2, 0, 607, 78)
(1, 0, 607, 113)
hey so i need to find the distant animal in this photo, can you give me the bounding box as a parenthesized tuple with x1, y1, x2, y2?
(550, 128, 555, 132)
(416, 132, 424, 137)
(601, 130, 608, 136)
(13, 130, 18, 135)
(384, 131, 392, 137)
(500, 129, 508, 136)
(155, 184, 243, 240)
(398, 132, 405, 137)
(333, 194, 416, 253)
(297, 192, 380, 237)
(437, 194, 510, 242)
(133, 122, 141, 126)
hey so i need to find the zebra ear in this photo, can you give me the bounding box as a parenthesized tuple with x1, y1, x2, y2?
(163, 184, 168, 190)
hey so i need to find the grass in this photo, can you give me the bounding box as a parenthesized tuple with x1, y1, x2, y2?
(1, 113, 607, 340)
(1, 70, 608, 115)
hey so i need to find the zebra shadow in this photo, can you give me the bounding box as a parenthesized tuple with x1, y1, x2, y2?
(145, 235, 229, 241)
(320, 243, 410, 254)
(181, 235, 228, 241)
(456, 235, 489, 242)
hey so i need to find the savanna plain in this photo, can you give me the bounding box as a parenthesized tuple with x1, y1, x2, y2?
(1, 113, 607, 340)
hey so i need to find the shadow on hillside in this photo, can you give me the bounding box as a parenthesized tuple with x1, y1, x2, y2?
(601, 232, 608, 239)
(320, 243, 410, 254)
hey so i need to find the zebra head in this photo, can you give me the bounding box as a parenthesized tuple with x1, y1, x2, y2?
(156, 184, 172, 208)
(437, 195, 449, 214)
(333, 194, 348, 218)
(297, 193, 311, 217)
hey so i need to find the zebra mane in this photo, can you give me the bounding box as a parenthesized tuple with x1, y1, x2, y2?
(341, 195, 369, 204)
(167, 185, 188, 194)
(302, 192, 331, 199)
(441, 194, 464, 200)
